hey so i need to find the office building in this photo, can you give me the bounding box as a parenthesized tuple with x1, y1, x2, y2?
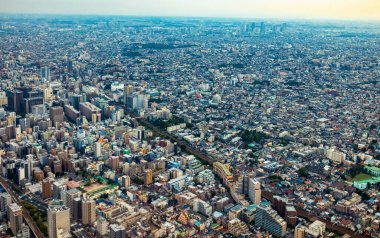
(109, 224, 126, 238)
(40, 66, 50, 80)
(72, 197, 82, 221)
(8, 203, 23, 235)
(82, 199, 96, 225)
(64, 104, 81, 123)
(50, 106, 64, 127)
(123, 85, 133, 105)
(97, 216, 109, 236)
(120, 175, 130, 188)
(144, 169, 153, 185)
(42, 178, 53, 199)
(23, 97, 44, 114)
(248, 178, 261, 205)
(79, 102, 101, 123)
(47, 205, 70, 238)
(65, 188, 82, 218)
(0, 193, 12, 216)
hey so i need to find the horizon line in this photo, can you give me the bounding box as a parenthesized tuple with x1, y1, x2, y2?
(1, 12, 380, 24)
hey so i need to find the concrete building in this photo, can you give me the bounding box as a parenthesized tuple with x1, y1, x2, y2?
(97, 216, 109, 236)
(109, 224, 126, 238)
(50, 106, 64, 127)
(82, 199, 96, 225)
(228, 218, 251, 237)
(193, 198, 212, 217)
(8, 203, 23, 235)
(79, 102, 101, 123)
(48, 205, 70, 238)
(248, 178, 261, 205)
(255, 203, 287, 237)
(42, 178, 53, 199)
(213, 162, 233, 187)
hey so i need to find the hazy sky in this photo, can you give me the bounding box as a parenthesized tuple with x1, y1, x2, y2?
(1, 0, 380, 21)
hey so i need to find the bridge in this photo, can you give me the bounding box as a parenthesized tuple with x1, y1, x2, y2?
(0, 177, 45, 238)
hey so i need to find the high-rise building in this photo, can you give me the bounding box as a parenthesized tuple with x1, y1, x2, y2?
(64, 104, 81, 123)
(47, 205, 70, 238)
(52, 181, 67, 200)
(42, 178, 53, 199)
(94, 142, 102, 158)
(260, 22, 266, 34)
(193, 198, 212, 217)
(6, 90, 23, 113)
(285, 205, 297, 227)
(40, 66, 50, 80)
(127, 93, 148, 110)
(79, 102, 101, 123)
(120, 175, 130, 188)
(109, 224, 126, 238)
(25, 155, 34, 181)
(69, 94, 86, 110)
(82, 199, 96, 225)
(97, 216, 109, 236)
(255, 204, 287, 237)
(108, 156, 119, 170)
(65, 188, 82, 218)
(273, 196, 288, 217)
(144, 169, 153, 185)
(294, 224, 306, 238)
(8, 203, 23, 235)
(72, 197, 82, 221)
(123, 85, 134, 105)
(0, 193, 12, 216)
(235, 173, 250, 195)
(50, 106, 64, 127)
(248, 178, 261, 205)
(23, 97, 44, 114)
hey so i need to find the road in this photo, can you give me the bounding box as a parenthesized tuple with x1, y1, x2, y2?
(125, 108, 214, 165)
(124, 108, 370, 238)
(0, 177, 45, 238)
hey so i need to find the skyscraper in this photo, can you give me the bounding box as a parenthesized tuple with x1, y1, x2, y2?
(8, 203, 23, 235)
(40, 66, 50, 80)
(260, 22, 266, 34)
(144, 169, 153, 185)
(95, 142, 102, 158)
(82, 199, 96, 225)
(72, 197, 82, 221)
(42, 178, 52, 199)
(123, 85, 133, 106)
(47, 205, 70, 238)
(120, 175, 130, 188)
(109, 224, 126, 238)
(65, 188, 82, 218)
(0, 193, 12, 217)
(50, 106, 64, 127)
(248, 178, 261, 205)
(97, 216, 109, 236)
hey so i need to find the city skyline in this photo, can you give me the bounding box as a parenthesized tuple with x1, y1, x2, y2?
(1, 0, 380, 21)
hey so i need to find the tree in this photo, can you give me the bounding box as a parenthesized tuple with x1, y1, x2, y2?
(297, 167, 309, 178)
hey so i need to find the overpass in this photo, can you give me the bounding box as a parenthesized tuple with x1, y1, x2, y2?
(0, 178, 45, 238)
